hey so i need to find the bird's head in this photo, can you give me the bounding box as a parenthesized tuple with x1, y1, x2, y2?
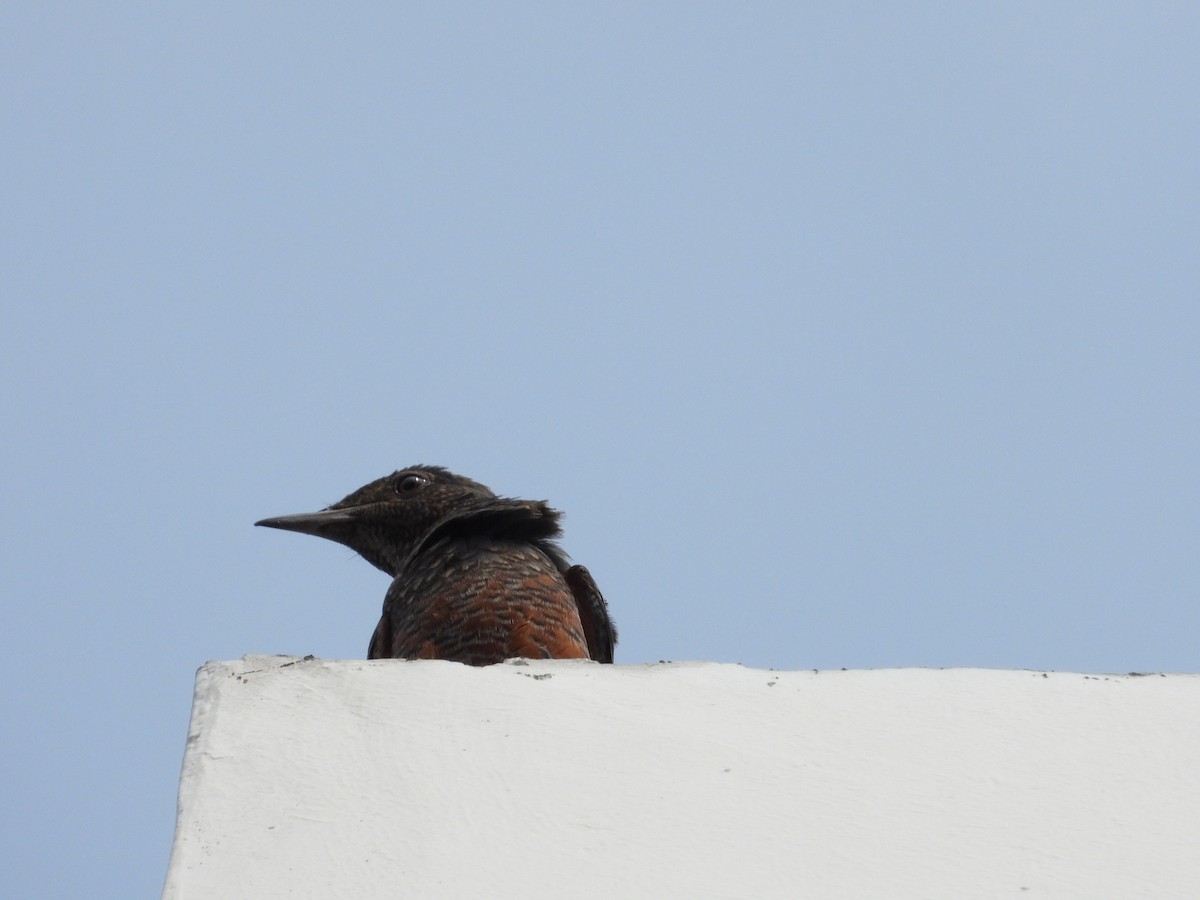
(255, 465, 497, 575)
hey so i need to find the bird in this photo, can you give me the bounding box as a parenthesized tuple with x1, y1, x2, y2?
(255, 465, 616, 666)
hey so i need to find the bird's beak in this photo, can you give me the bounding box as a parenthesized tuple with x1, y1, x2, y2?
(255, 508, 360, 542)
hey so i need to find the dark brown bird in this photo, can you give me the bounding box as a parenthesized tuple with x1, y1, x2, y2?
(255, 465, 616, 665)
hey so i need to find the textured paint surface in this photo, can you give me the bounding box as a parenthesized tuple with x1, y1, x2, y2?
(164, 659, 1200, 899)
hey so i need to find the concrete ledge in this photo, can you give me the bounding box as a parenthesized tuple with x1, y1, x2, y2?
(163, 657, 1200, 898)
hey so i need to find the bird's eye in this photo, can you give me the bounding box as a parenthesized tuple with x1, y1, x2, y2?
(396, 473, 430, 494)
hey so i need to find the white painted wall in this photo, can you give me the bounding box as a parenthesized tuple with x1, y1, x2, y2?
(163, 657, 1200, 899)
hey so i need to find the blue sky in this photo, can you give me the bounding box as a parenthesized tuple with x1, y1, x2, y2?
(3, 4, 1197, 896)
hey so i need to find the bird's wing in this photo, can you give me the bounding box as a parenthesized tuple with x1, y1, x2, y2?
(367, 611, 393, 660)
(564, 564, 617, 664)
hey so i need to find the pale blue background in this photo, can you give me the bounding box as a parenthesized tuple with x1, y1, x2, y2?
(3, 4, 1197, 896)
